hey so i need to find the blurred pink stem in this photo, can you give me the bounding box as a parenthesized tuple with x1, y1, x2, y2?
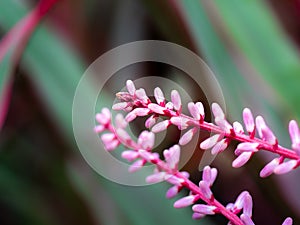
(0, 0, 59, 129)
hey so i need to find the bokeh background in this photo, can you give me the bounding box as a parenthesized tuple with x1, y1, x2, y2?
(1, 0, 300, 224)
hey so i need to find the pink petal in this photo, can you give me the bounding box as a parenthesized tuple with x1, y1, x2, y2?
(243, 194, 253, 217)
(128, 159, 146, 173)
(202, 166, 218, 187)
(274, 160, 298, 175)
(192, 212, 205, 220)
(232, 152, 252, 168)
(200, 134, 222, 149)
(121, 150, 139, 161)
(233, 121, 244, 134)
(112, 102, 129, 110)
(148, 103, 165, 114)
(215, 117, 233, 133)
(116, 128, 131, 143)
(138, 131, 155, 150)
(146, 172, 166, 183)
(145, 115, 157, 128)
(211, 139, 229, 155)
(164, 145, 180, 169)
(192, 204, 216, 215)
(170, 116, 189, 130)
(196, 102, 205, 118)
(289, 120, 300, 152)
(115, 114, 127, 128)
(166, 185, 180, 199)
(282, 217, 293, 225)
(188, 102, 201, 120)
(94, 125, 104, 133)
(259, 158, 280, 178)
(256, 116, 277, 145)
(165, 175, 184, 186)
(135, 88, 149, 103)
(212, 103, 225, 119)
(171, 90, 182, 111)
(234, 191, 249, 210)
(173, 195, 196, 208)
(126, 80, 136, 95)
(104, 140, 119, 151)
(234, 142, 259, 155)
(240, 214, 255, 225)
(154, 87, 165, 105)
(199, 181, 213, 199)
(243, 108, 255, 135)
(151, 120, 170, 133)
(179, 128, 197, 145)
(165, 102, 174, 110)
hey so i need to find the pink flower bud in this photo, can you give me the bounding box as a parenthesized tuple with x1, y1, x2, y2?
(154, 87, 165, 105)
(146, 171, 166, 183)
(199, 181, 213, 199)
(240, 214, 255, 225)
(151, 120, 170, 133)
(179, 128, 197, 145)
(202, 166, 218, 186)
(232, 152, 252, 168)
(274, 160, 298, 175)
(215, 117, 233, 133)
(112, 102, 129, 111)
(256, 116, 277, 145)
(135, 88, 149, 103)
(138, 131, 155, 150)
(243, 108, 255, 135)
(192, 212, 205, 220)
(94, 125, 104, 133)
(234, 142, 259, 155)
(170, 116, 189, 130)
(233, 121, 244, 134)
(282, 217, 293, 225)
(234, 191, 249, 211)
(188, 102, 201, 120)
(166, 185, 180, 199)
(173, 195, 197, 208)
(115, 114, 127, 128)
(116, 128, 131, 143)
(200, 134, 222, 150)
(165, 102, 174, 110)
(259, 158, 280, 178)
(289, 120, 300, 153)
(128, 159, 146, 173)
(171, 90, 182, 111)
(121, 150, 139, 161)
(148, 103, 165, 114)
(164, 145, 180, 169)
(192, 204, 217, 215)
(165, 175, 184, 186)
(212, 103, 225, 119)
(104, 139, 119, 151)
(211, 139, 229, 155)
(145, 115, 157, 128)
(243, 194, 253, 217)
(126, 80, 136, 95)
(196, 102, 205, 118)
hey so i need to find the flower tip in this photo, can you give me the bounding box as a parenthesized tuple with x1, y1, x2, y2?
(126, 80, 136, 95)
(282, 217, 293, 225)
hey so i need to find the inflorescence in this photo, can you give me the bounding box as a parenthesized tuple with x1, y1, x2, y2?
(94, 80, 299, 225)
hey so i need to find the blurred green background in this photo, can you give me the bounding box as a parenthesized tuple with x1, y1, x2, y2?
(1, 0, 300, 224)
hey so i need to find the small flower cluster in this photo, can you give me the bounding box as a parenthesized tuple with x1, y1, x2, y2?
(95, 80, 299, 225)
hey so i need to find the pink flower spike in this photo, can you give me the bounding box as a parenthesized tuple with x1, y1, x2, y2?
(148, 103, 165, 114)
(126, 80, 136, 95)
(289, 120, 300, 152)
(154, 87, 165, 105)
(188, 102, 201, 120)
(138, 131, 155, 150)
(166, 185, 180, 199)
(179, 128, 197, 145)
(243, 194, 253, 217)
(170, 116, 189, 130)
(282, 217, 293, 225)
(211, 139, 229, 155)
(145, 115, 157, 128)
(240, 214, 255, 225)
(200, 134, 222, 150)
(243, 108, 255, 135)
(233, 121, 244, 134)
(128, 159, 146, 173)
(192, 204, 217, 215)
(232, 152, 252, 168)
(171, 90, 182, 111)
(234, 142, 259, 155)
(173, 195, 197, 208)
(259, 158, 280, 178)
(212, 103, 225, 119)
(199, 181, 213, 199)
(192, 212, 205, 220)
(146, 172, 166, 183)
(274, 160, 298, 175)
(151, 120, 170, 133)
(112, 102, 129, 111)
(121, 150, 139, 161)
